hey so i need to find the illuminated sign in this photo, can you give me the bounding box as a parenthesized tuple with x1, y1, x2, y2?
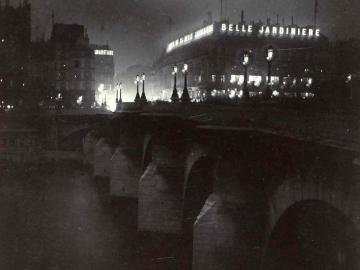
(221, 23, 320, 38)
(166, 24, 214, 53)
(166, 21, 320, 53)
(94, 49, 114, 56)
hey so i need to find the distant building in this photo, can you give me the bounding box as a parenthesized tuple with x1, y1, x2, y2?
(50, 23, 95, 107)
(0, 0, 31, 106)
(150, 17, 331, 101)
(90, 44, 115, 107)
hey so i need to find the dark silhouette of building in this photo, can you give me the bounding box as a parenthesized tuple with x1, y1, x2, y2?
(50, 23, 95, 108)
(0, 0, 31, 107)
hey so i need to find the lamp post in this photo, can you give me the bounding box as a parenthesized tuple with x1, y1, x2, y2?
(181, 63, 190, 102)
(171, 65, 179, 102)
(346, 74, 352, 100)
(134, 75, 140, 103)
(116, 82, 122, 111)
(265, 46, 275, 99)
(141, 73, 147, 103)
(241, 51, 250, 100)
(119, 82, 122, 103)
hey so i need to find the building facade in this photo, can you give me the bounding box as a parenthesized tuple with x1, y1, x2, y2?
(90, 44, 115, 107)
(150, 19, 331, 101)
(0, 0, 31, 107)
(50, 24, 95, 107)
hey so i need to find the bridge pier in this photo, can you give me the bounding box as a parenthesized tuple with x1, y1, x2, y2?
(138, 163, 184, 234)
(110, 145, 142, 198)
(137, 119, 188, 234)
(93, 138, 113, 178)
(192, 156, 267, 270)
(109, 113, 145, 199)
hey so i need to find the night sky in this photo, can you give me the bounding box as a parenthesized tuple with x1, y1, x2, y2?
(13, 0, 360, 75)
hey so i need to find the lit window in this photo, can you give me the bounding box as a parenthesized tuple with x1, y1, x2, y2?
(220, 75, 226, 83)
(230, 75, 244, 85)
(211, 75, 216, 82)
(265, 76, 279, 85)
(249, 75, 262, 87)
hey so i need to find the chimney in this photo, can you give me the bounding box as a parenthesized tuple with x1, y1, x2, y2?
(291, 16, 294, 25)
(276, 15, 279, 25)
(282, 17, 285, 26)
(241, 10, 245, 24)
(266, 18, 270, 25)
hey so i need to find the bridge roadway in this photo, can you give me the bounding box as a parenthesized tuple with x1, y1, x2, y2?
(53, 101, 360, 270)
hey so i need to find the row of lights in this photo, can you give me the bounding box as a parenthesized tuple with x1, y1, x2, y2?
(130, 65, 191, 104)
(171, 64, 190, 102)
(168, 46, 276, 102)
(134, 73, 148, 103)
(241, 45, 276, 99)
(0, 101, 14, 111)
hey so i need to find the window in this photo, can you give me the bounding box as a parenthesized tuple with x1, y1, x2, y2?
(211, 75, 216, 82)
(220, 75, 226, 83)
(74, 60, 80, 68)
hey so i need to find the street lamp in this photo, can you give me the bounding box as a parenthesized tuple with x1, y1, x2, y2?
(141, 73, 147, 103)
(181, 63, 190, 102)
(119, 82, 123, 103)
(265, 45, 276, 99)
(241, 51, 251, 99)
(116, 82, 122, 111)
(171, 65, 179, 102)
(134, 75, 140, 103)
(346, 74, 352, 100)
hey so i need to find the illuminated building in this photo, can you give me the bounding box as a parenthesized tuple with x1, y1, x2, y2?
(150, 16, 331, 101)
(91, 44, 115, 110)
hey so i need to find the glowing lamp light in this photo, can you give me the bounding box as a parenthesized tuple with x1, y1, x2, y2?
(172, 65, 178, 75)
(98, 84, 105, 92)
(77, 96, 83, 105)
(135, 75, 140, 84)
(242, 52, 250, 67)
(142, 73, 146, 81)
(306, 78, 313, 87)
(346, 74, 352, 83)
(183, 63, 188, 73)
(266, 47, 275, 62)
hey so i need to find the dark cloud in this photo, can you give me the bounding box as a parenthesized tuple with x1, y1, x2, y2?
(10, 0, 360, 74)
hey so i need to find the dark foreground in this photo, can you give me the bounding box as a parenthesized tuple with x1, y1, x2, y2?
(0, 161, 187, 270)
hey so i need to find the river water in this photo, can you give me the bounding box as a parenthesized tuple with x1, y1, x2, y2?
(0, 161, 188, 270)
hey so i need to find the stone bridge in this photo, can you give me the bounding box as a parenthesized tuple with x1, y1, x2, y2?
(78, 102, 359, 270)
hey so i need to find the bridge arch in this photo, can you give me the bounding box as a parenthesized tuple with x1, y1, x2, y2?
(62, 127, 91, 151)
(182, 155, 217, 231)
(142, 133, 153, 172)
(263, 199, 359, 270)
(181, 154, 217, 270)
